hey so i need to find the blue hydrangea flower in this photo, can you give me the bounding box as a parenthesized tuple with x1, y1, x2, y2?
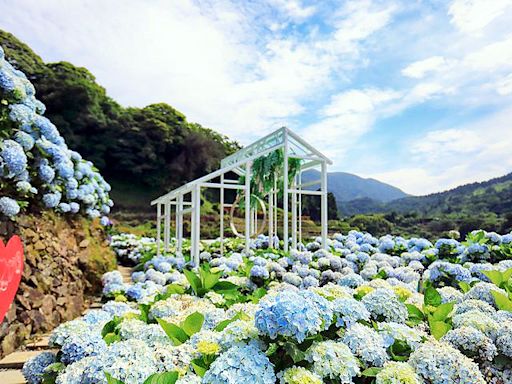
(0, 196, 20, 217)
(250, 265, 270, 279)
(203, 343, 275, 384)
(1, 139, 27, 175)
(409, 340, 486, 384)
(342, 323, 389, 367)
(333, 297, 370, 327)
(255, 290, 333, 342)
(22, 351, 56, 384)
(61, 332, 107, 364)
(362, 288, 408, 323)
(42, 192, 62, 208)
(464, 282, 508, 307)
(14, 131, 35, 151)
(442, 326, 497, 361)
(305, 340, 360, 380)
(338, 272, 364, 288)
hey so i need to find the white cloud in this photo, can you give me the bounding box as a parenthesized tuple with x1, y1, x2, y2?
(411, 129, 482, 157)
(269, 0, 317, 20)
(448, 0, 512, 34)
(370, 107, 512, 195)
(496, 73, 512, 95)
(465, 35, 512, 71)
(330, 0, 398, 53)
(1, 0, 511, 195)
(401, 56, 450, 79)
(0, 0, 400, 146)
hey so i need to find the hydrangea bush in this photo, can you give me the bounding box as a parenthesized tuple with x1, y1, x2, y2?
(0, 45, 112, 220)
(23, 229, 512, 383)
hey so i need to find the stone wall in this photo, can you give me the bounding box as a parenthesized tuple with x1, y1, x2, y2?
(0, 212, 116, 357)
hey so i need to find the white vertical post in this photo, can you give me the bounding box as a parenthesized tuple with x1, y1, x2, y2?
(220, 174, 224, 256)
(298, 169, 302, 246)
(268, 188, 273, 248)
(274, 177, 277, 246)
(164, 201, 170, 253)
(192, 185, 201, 267)
(245, 161, 251, 254)
(291, 174, 297, 250)
(177, 194, 183, 254)
(321, 161, 328, 249)
(156, 202, 162, 256)
(283, 130, 289, 252)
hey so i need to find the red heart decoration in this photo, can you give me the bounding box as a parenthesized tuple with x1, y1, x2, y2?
(0, 236, 24, 323)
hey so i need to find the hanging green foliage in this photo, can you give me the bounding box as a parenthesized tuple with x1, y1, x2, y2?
(238, 148, 302, 208)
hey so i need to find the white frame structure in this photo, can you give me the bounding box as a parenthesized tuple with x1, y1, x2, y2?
(151, 127, 332, 266)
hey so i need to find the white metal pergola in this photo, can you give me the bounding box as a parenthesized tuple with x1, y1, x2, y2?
(151, 127, 332, 266)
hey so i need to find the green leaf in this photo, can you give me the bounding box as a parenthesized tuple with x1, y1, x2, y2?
(429, 320, 452, 340)
(491, 290, 512, 312)
(361, 367, 383, 377)
(252, 287, 267, 299)
(214, 311, 250, 332)
(265, 343, 279, 357)
(372, 269, 387, 280)
(103, 332, 121, 345)
(143, 371, 179, 384)
(406, 304, 424, 322)
(41, 362, 66, 384)
(503, 268, 512, 282)
(424, 287, 442, 307)
(105, 372, 125, 384)
(139, 304, 151, 323)
(212, 281, 239, 292)
(483, 270, 504, 287)
(389, 340, 412, 361)
(166, 284, 186, 295)
(101, 317, 121, 337)
(203, 270, 222, 290)
(191, 359, 208, 377)
(184, 269, 202, 296)
(157, 318, 189, 345)
(458, 281, 471, 293)
(284, 342, 306, 363)
(181, 312, 204, 336)
(432, 302, 455, 321)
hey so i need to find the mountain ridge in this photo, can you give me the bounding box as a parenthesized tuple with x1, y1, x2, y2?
(302, 170, 409, 203)
(341, 171, 512, 217)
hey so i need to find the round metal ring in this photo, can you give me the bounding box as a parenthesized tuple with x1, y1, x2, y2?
(229, 194, 268, 238)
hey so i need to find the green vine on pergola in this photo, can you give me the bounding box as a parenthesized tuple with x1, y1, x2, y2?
(238, 148, 302, 208)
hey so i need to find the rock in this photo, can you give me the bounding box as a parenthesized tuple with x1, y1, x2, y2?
(79, 239, 90, 248)
(24, 228, 39, 240)
(27, 289, 44, 308)
(16, 295, 31, 310)
(34, 241, 45, 251)
(40, 295, 55, 317)
(0, 212, 116, 358)
(1, 324, 29, 356)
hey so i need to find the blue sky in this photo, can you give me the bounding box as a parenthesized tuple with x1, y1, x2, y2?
(1, 0, 511, 195)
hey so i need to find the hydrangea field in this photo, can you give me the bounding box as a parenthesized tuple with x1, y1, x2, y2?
(0, 45, 112, 220)
(22, 229, 512, 384)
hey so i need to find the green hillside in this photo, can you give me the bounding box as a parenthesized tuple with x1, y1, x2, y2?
(339, 172, 512, 238)
(343, 172, 512, 216)
(0, 30, 239, 212)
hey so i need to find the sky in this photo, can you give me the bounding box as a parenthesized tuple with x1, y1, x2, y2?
(0, 0, 511, 195)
